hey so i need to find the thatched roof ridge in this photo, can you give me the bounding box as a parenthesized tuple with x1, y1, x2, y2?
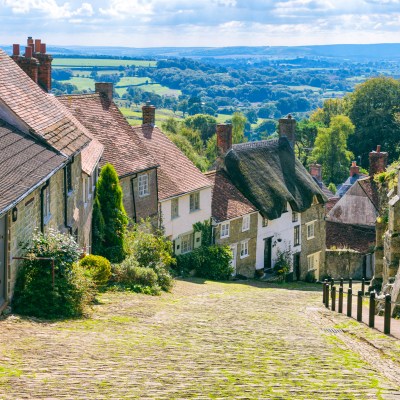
(224, 137, 326, 220)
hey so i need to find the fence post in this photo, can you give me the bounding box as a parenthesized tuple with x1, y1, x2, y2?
(325, 283, 330, 309)
(357, 291, 363, 322)
(323, 280, 327, 304)
(349, 278, 352, 289)
(330, 278, 335, 288)
(339, 287, 343, 313)
(384, 294, 391, 335)
(361, 278, 365, 295)
(369, 292, 375, 328)
(347, 288, 352, 317)
(340, 277, 343, 288)
(331, 286, 336, 311)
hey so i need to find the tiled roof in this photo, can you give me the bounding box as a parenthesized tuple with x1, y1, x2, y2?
(0, 119, 66, 214)
(133, 124, 212, 200)
(326, 221, 375, 253)
(358, 177, 380, 211)
(58, 94, 157, 176)
(205, 170, 258, 222)
(0, 49, 91, 156)
(326, 197, 340, 213)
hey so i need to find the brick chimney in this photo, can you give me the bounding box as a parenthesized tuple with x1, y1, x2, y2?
(11, 37, 52, 92)
(278, 114, 296, 149)
(216, 124, 233, 156)
(142, 101, 156, 126)
(350, 161, 360, 177)
(95, 82, 113, 103)
(309, 163, 322, 182)
(369, 145, 388, 177)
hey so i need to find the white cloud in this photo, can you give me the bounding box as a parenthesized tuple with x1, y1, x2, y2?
(99, 0, 154, 18)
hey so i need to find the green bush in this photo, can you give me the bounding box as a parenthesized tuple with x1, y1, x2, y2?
(79, 255, 111, 288)
(304, 270, 316, 283)
(12, 229, 94, 319)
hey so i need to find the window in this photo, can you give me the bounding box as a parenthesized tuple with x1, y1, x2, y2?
(307, 252, 321, 271)
(306, 221, 316, 239)
(87, 175, 91, 199)
(190, 192, 200, 212)
(43, 183, 51, 221)
(171, 198, 179, 219)
(82, 176, 89, 204)
(66, 163, 73, 193)
(292, 212, 298, 222)
(240, 240, 249, 258)
(294, 225, 300, 246)
(220, 222, 230, 238)
(262, 217, 268, 227)
(138, 174, 149, 197)
(181, 233, 193, 254)
(242, 215, 250, 231)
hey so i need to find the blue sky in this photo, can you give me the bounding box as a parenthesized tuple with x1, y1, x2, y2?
(1, 0, 400, 47)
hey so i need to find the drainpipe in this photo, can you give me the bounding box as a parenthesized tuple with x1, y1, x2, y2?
(40, 181, 49, 233)
(63, 165, 73, 234)
(130, 174, 137, 223)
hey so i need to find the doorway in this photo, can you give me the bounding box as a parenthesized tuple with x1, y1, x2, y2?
(294, 253, 301, 281)
(0, 216, 6, 303)
(230, 245, 237, 275)
(264, 237, 272, 271)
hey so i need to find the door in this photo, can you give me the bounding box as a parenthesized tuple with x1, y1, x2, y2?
(230, 245, 237, 276)
(264, 237, 272, 271)
(294, 253, 301, 281)
(0, 216, 6, 302)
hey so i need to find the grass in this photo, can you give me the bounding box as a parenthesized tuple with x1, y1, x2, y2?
(60, 76, 95, 91)
(119, 107, 178, 126)
(53, 58, 156, 68)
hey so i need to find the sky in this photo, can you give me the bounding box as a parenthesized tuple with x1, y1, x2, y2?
(1, 0, 400, 47)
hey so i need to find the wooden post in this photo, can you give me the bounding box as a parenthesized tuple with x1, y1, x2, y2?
(347, 288, 352, 317)
(357, 291, 363, 322)
(361, 278, 365, 295)
(339, 287, 343, 313)
(349, 278, 352, 289)
(384, 294, 391, 335)
(369, 292, 375, 328)
(331, 286, 336, 311)
(330, 278, 335, 288)
(340, 277, 343, 288)
(325, 283, 330, 309)
(323, 280, 327, 304)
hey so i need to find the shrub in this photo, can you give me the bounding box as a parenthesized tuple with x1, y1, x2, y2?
(79, 255, 111, 288)
(12, 229, 94, 319)
(304, 270, 316, 283)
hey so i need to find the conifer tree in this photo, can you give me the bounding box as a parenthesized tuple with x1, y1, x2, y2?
(91, 196, 105, 256)
(94, 163, 128, 262)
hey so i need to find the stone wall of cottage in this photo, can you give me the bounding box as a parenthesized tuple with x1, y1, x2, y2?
(300, 203, 326, 280)
(120, 168, 158, 224)
(215, 213, 258, 277)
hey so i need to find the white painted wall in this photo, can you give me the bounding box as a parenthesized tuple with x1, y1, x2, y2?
(161, 187, 212, 239)
(256, 204, 302, 270)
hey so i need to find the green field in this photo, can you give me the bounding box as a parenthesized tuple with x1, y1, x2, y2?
(53, 58, 156, 68)
(120, 107, 179, 126)
(60, 77, 95, 91)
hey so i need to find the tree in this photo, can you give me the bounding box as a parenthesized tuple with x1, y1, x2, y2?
(183, 114, 217, 143)
(311, 115, 355, 184)
(91, 196, 105, 256)
(310, 98, 349, 127)
(347, 77, 400, 167)
(232, 112, 247, 144)
(94, 163, 128, 262)
(295, 119, 321, 166)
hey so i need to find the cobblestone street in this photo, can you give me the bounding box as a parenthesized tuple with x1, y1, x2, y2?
(1, 279, 400, 399)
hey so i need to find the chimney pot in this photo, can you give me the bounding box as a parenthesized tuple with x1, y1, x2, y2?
(95, 82, 113, 103)
(35, 39, 41, 53)
(27, 36, 33, 46)
(12, 44, 20, 56)
(25, 46, 32, 58)
(278, 114, 296, 149)
(369, 146, 388, 176)
(350, 161, 360, 177)
(142, 101, 156, 126)
(40, 43, 46, 54)
(377, 145, 381, 153)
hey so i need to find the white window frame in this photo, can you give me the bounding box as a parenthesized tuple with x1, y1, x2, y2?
(220, 222, 230, 239)
(43, 183, 51, 223)
(240, 240, 249, 259)
(190, 192, 200, 212)
(171, 198, 179, 219)
(138, 173, 150, 197)
(306, 220, 316, 240)
(181, 233, 193, 254)
(242, 215, 250, 232)
(307, 251, 321, 271)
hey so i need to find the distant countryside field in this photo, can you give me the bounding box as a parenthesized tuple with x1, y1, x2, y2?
(52, 58, 156, 68)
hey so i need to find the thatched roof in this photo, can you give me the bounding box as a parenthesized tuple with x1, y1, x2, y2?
(224, 137, 326, 220)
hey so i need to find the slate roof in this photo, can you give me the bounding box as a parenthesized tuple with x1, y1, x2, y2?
(205, 170, 258, 222)
(337, 173, 368, 197)
(326, 221, 376, 253)
(58, 93, 157, 176)
(358, 177, 380, 211)
(224, 137, 326, 220)
(133, 125, 212, 201)
(0, 49, 91, 156)
(311, 177, 336, 199)
(0, 119, 66, 214)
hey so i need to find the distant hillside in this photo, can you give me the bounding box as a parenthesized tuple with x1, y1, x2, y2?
(2, 43, 400, 61)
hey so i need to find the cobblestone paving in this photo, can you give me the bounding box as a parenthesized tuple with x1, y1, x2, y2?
(1, 279, 400, 399)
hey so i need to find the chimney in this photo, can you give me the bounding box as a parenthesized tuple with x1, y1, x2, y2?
(309, 163, 322, 182)
(12, 44, 20, 56)
(278, 114, 296, 149)
(369, 145, 388, 177)
(11, 45, 39, 84)
(350, 161, 360, 177)
(217, 124, 233, 156)
(142, 101, 156, 125)
(34, 39, 41, 53)
(95, 82, 113, 103)
(35, 39, 53, 92)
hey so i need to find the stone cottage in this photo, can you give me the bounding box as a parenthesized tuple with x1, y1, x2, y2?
(214, 116, 326, 280)
(0, 39, 103, 308)
(59, 84, 159, 224)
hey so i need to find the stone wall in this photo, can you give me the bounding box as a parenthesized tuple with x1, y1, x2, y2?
(300, 203, 326, 280)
